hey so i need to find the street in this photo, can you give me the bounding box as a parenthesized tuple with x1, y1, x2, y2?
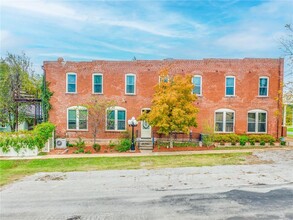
(1, 150, 293, 220)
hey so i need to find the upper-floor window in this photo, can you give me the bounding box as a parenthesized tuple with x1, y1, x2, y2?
(215, 108, 235, 133)
(248, 109, 267, 133)
(225, 76, 235, 96)
(106, 106, 126, 131)
(67, 106, 88, 130)
(192, 75, 202, 96)
(92, 73, 103, 94)
(66, 73, 77, 93)
(125, 74, 136, 95)
(259, 77, 269, 96)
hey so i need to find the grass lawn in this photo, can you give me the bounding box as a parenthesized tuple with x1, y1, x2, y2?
(287, 127, 293, 132)
(0, 153, 251, 186)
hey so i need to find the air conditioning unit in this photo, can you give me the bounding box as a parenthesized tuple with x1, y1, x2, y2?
(56, 138, 66, 149)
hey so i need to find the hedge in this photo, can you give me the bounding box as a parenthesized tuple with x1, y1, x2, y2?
(0, 122, 55, 153)
(213, 134, 276, 145)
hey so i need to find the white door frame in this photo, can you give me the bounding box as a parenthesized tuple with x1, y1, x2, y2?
(141, 108, 151, 138)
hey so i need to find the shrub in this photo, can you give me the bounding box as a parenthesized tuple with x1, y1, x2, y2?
(239, 135, 248, 146)
(213, 134, 239, 144)
(202, 134, 213, 147)
(0, 122, 55, 153)
(93, 143, 101, 152)
(260, 140, 265, 146)
(109, 140, 116, 148)
(75, 137, 85, 148)
(115, 138, 131, 152)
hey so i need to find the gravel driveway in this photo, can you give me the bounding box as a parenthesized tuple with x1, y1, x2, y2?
(1, 149, 293, 220)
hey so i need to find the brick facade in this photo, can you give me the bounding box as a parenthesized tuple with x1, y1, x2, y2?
(44, 58, 284, 141)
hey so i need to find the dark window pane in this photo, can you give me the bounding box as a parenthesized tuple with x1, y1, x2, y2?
(107, 120, 115, 130)
(226, 122, 234, 132)
(226, 112, 234, 122)
(258, 113, 266, 123)
(94, 75, 102, 84)
(127, 75, 134, 85)
(226, 78, 234, 87)
(79, 120, 87, 129)
(248, 123, 256, 132)
(127, 85, 134, 93)
(260, 78, 267, 87)
(215, 122, 223, 132)
(68, 84, 76, 93)
(193, 86, 201, 95)
(259, 88, 267, 96)
(248, 113, 256, 123)
(94, 85, 102, 93)
(226, 87, 234, 95)
(258, 123, 266, 132)
(216, 112, 223, 122)
(118, 121, 125, 130)
(118, 110, 125, 120)
(68, 75, 76, 84)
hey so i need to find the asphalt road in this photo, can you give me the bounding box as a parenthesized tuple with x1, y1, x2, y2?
(1, 150, 293, 220)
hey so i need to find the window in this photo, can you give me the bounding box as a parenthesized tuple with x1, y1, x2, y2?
(259, 77, 269, 96)
(248, 110, 267, 133)
(159, 75, 169, 83)
(92, 73, 103, 94)
(215, 109, 235, 132)
(125, 74, 136, 95)
(192, 75, 202, 95)
(67, 106, 88, 130)
(225, 76, 235, 96)
(106, 107, 126, 131)
(66, 73, 77, 93)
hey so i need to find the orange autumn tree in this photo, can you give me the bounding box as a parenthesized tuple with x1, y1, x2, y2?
(139, 68, 198, 147)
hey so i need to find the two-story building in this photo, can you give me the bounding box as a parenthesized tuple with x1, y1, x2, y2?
(43, 58, 284, 142)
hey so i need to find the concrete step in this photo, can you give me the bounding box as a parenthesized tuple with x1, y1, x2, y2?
(139, 146, 153, 150)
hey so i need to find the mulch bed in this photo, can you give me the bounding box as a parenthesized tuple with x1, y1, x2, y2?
(153, 145, 215, 152)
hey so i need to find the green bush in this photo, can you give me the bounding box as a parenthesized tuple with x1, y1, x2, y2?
(115, 138, 131, 152)
(109, 140, 116, 148)
(213, 134, 239, 144)
(202, 134, 214, 147)
(260, 140, 265, 146)
(239, 135, 248, 146)
(93, 143, 101, 152)
(75, 137, 85, 148)
(0, 122, 55, 153)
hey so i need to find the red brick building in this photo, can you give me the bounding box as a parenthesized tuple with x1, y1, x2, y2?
(43, 58, 284, 142)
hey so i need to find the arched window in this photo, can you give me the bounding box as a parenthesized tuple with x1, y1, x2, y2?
(67, 106, 88, 130)
(66, 72, 77, 93)
(215, 108, 235, 133)
(106, 106, 126, 131)
(248, 109, 267, 133)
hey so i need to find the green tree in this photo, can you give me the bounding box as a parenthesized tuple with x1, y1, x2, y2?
(0, 53, 41, 131)
(139, 68, 199, 147)
(84, 97, 116, 144)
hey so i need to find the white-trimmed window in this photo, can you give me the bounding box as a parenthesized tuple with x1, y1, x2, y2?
(125, 74, 136, 95)
(225, 76, 235, 96)
(66, 72, 77, 93)
(106, 106, 126, 131)
(92, 73, 103, 94)
(67, 106, 88, 130)
(159, 75, 169, 83)
(259, 77, 269, 96)
(248, 109, 267, 133)
(215, 108, 235, 132)
(192, 75, 202, 96)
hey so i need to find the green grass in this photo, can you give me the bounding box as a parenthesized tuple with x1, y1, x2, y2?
(0, 153, 251, 186)
(287, 127, 293, 132)
(214, 146, 276, 150)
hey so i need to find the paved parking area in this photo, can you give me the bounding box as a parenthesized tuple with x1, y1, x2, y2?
(1, 150, 293, 220)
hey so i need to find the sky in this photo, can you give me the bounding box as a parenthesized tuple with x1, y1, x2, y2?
(0, 0, 293, 80)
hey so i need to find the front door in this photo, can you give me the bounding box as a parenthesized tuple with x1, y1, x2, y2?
(141, 108, 151, 138)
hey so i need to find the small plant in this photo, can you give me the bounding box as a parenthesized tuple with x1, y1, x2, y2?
(75, 137, 85, 148)
(249, 139, 255, 146)
(93, 143, 101, 152)
(260, 140, 265, 146)
(269, 139, 275, 146)
(85, 150, 92, 154)
(109, 140, 116, 148)
(115, 138, 131, 152)
(281, 141, 286, 146)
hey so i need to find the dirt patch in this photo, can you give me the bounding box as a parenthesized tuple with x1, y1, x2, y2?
(243, 154, 274, 165)
(35, 174, 67, 182)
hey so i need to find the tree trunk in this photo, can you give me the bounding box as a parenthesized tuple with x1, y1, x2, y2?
(169, 132, 174, 148)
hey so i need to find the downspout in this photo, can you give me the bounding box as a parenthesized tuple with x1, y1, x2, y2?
(277, 58, 284, 138)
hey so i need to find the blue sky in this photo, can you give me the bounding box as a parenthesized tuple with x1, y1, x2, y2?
(1, 0, 293, 80)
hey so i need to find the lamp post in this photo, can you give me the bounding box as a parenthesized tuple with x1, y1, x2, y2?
(128, 116, 138, 152)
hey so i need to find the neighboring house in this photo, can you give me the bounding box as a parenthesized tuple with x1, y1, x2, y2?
(43, 58, 284, 141)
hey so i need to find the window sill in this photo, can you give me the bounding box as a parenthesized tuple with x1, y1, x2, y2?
(247, 132, 267, 134)
(257, 96, 269, 98)
(105, 130, 127, 133)
(125, 93, 136, 96)
(92, 93, 103, 95)
(214, 131, 235, 133)
(67, 129, 88, 132)
(225, 95, 235, 98)
(65, 92, 77, 94)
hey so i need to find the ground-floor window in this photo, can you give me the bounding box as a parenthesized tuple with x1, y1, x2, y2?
(215, 108, 235, 132)
(67, 106, 88, 130)
(106, 106, 126, 131)
(248, 110, 267, 133)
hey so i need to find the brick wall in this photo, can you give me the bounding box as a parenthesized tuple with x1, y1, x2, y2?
(44, 58, 284, 140)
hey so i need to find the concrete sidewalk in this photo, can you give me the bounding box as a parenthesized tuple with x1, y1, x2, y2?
(1, 146, 292, 160)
